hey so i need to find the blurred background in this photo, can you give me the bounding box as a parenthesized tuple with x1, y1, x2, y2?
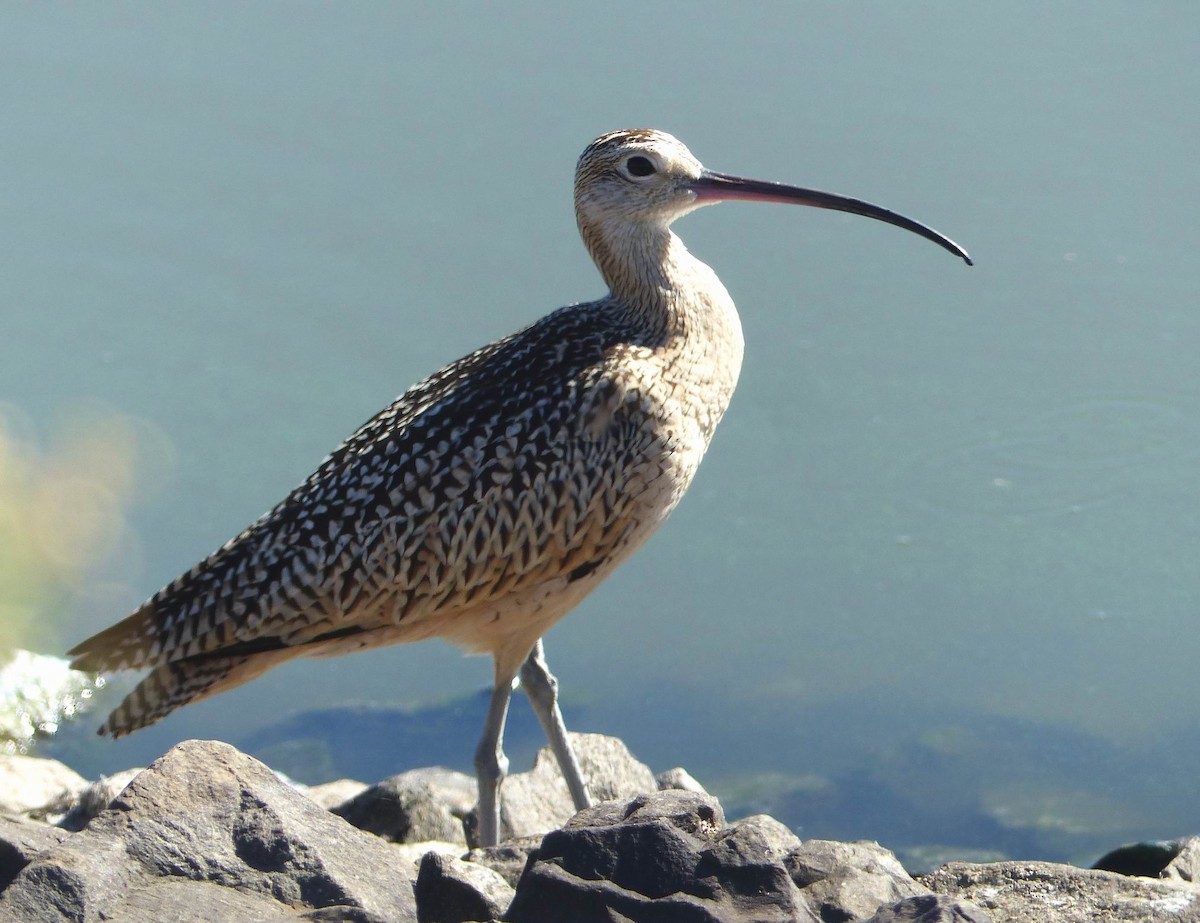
(3, 2, 1198, 869)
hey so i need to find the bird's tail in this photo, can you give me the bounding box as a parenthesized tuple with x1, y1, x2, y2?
(98, 652, 283, 738)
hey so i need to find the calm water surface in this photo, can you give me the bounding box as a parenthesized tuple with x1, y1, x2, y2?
(3, 3, 1198, 865)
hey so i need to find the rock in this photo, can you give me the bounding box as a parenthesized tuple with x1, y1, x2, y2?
(1093, 839, 1181, 877)
(865, 893, 992, 922)
(786, 838, 912, 888)
(504, 789, 818, 922)
(0, 754, 87, 818)
(7, 734, 1195, 922)
(786, 838, 929, 920)
(921, 859, 1200, 922)
(463, 835, 544, 888)
(1163, 836, 1200, 886)
(414, 851, 514, 923)
(0, 815, 69, 891)
(0, 739, 418, 923)
(87, 878, 333, 922)
(656, 767, 708, 795)
(58, 767, 144, 831)
(1093, 835, 1200, 887)
(305, 778, 369, 810)
(332, 766, 475, 844)
(393, 840, 465, 877)
(300, 908, 396, 922)
(733, 813, 801, 856)
(488, 733, 657, 843)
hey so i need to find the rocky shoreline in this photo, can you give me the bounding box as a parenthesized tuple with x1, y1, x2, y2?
(0, 735, 1196, 921)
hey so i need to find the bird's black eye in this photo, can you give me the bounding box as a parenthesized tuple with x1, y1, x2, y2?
(625, 155, 657, 178)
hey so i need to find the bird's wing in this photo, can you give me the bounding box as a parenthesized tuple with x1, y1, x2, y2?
(69, 303, 655, 672)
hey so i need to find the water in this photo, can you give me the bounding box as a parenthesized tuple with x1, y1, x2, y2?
(0, 650, 102, 753)
(3, 3, 1199, 865)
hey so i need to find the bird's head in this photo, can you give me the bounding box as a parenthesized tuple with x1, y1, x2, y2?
(574, 128, 709, 230)
(574, 128, 972, 265)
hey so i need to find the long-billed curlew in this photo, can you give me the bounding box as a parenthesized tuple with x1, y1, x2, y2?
(69, 129, 970, 846)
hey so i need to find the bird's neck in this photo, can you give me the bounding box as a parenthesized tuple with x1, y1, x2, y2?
(580, 217, 745, 442)
(581, 220, 736, 343)
(578, 215, 745, 464)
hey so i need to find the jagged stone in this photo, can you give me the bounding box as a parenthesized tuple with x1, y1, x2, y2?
(463, 835, 543, 888)
(1093, 839, 1182, 877)
(731, 813, 801, 856)
(57, 767, 143, 831)
(921, 859, 1200, 922)
(505, 789, 817, 922)
(1161, 836, 1200, 886)
(393, 840, 464, 877)
(332, 766, 475, 844)
(655, 767, 708, 795)
(786, 838, 929, 919)
(0, 815, 69, 891)
(305, 778, 369, 810)
(5, 735, 1196, 922)
(865, 893, 993, 922)
(0, 739, 417, 923)
(414, 851, 514, 923)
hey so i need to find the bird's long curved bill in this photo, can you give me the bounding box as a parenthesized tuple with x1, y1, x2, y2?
(690, 171, 972, 266)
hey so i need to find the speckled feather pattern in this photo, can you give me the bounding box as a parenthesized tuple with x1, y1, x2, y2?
(69, 129, 745, 737)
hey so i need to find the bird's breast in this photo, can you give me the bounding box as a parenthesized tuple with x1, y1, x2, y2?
(578, 297, 745, 535)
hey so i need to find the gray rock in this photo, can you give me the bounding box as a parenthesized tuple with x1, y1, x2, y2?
(0, 754, 87, 818)
(58, 767, 144, 831)
(463, 835, 544, 888)
(8, 735, 1192, 922)
(305, 778, 369, 810)
(786, 838, 929, 919)
(332, 766, 475, 845)
(505, 789, 819, 922)
(731, 813, 801, 856)
(491, 733, 657, 844)
(655, 767, 708, 795)
(0, 815, 69, 891)
(1093, 839, 1183, 877)
(786, 838, 913, 887)
(1162, 836, 1200, 886)
(299, 908, 393, 922)
(392, 840, 465, 878)
(0, 739, 418, 923)
(92, 878, 326, 922)
(921, 859, 1200, 922)
(414, 851, 514, 923)
(865, 893, 992, 922)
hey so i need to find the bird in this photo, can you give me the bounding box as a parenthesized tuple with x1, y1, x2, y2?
(69, 129, 970, 847)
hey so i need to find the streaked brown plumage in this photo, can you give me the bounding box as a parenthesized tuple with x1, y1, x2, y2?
(70, 129, 969, 846)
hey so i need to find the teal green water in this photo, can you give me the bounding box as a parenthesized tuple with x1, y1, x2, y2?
(4, 4, 1199, 862)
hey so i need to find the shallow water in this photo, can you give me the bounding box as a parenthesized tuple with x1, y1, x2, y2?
(4, 3, 1199, 863)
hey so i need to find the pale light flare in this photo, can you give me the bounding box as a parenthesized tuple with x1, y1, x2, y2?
(0, 402, 174, 652)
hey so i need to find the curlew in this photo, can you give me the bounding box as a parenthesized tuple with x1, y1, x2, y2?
(69, 129, 970, 846)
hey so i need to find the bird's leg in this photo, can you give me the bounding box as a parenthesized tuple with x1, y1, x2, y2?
(473, 674, 514, 847)
(520, 639, 593, 812)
